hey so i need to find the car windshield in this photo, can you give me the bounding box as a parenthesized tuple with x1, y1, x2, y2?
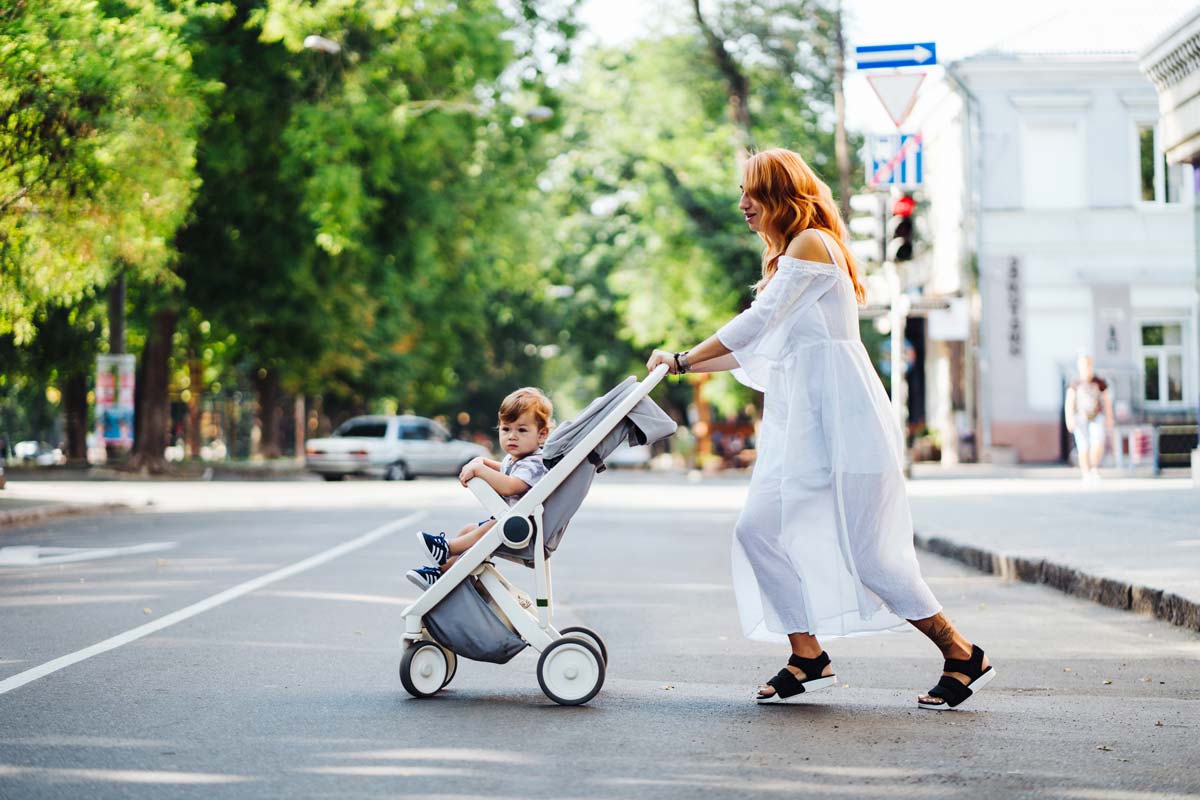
(334, 421, 388, 438)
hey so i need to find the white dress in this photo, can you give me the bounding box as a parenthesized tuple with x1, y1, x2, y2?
(717, 231, 942, 640)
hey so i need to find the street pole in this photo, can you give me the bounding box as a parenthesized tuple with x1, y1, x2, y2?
(885, 259, 910, 458)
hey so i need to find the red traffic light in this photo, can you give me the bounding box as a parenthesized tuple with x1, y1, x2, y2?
(891, 195, 915, 217)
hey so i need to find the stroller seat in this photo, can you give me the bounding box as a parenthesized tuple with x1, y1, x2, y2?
(398, 365, 676, 705)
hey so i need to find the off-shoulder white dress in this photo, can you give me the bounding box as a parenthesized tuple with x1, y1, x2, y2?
(717, 231, 942, 640)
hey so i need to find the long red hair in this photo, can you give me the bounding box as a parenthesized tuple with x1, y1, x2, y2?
(742, 148, 866, 303)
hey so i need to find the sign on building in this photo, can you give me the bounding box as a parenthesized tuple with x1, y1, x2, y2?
(866, 133, 923, 187)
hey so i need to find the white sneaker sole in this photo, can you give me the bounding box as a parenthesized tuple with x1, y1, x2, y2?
(405, 571, 437, 592)
(756, 675, 838, 704)
(918, 667, 996, 710)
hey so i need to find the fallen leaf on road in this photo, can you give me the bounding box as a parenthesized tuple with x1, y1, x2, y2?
(1063, 667, 1073, 673)
(156, 559, 168, 567)
(353, 630, 364, 635)
(1155, 721, 1164, 727)
(1102, 680, 1112, 685)
(142, 608, 152, 615)
(661, 685, 674, 690)
(1141, 677, 1152, 683)
(1097, 745, 1113, 752)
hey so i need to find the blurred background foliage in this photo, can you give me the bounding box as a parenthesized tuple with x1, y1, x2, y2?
(0, 0, 850, 467)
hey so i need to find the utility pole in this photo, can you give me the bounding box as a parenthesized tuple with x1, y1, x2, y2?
(833, 1, 852, 223)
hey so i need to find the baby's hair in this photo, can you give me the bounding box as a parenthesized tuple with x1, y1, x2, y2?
(498, 387, 553, 430)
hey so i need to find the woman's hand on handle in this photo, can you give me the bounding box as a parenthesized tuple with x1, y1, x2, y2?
(646, 349, 678, 375)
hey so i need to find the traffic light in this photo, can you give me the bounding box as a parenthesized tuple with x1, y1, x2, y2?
(887, 194, 915, 262)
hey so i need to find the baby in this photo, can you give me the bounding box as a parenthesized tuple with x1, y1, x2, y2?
(406, 387, 552, 590)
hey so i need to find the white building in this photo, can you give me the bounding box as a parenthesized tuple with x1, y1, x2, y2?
(909, 24, 1197, 463)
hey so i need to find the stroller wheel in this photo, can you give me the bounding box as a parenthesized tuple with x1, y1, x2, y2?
(537, 637, 605, 706)
(440, 647, 458, 689)
(400, 640, 449, 698)
(558, 626, 608, 666)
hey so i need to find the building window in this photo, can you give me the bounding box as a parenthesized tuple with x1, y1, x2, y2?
(1022, 120, 1085, 209)
(1137, 123, 1186, 204)
(1139, 322, 1185, 405)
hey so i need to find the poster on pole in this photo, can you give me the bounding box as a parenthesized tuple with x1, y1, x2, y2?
(96, 354, 136, 448)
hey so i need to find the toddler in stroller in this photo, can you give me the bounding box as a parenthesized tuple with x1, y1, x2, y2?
(398, 364, 675, 705)
(407, 387, 553, 589)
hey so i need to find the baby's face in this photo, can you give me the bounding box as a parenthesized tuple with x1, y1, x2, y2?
(499, 411, 546, 458)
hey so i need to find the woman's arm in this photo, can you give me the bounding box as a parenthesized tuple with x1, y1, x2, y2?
(1102, 389, 1115, 428)
(646, 332, 733, 375)
(1064, 386, 1076, 432)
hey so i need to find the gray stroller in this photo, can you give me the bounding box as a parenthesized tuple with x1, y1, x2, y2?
(399, 365, 675, 705)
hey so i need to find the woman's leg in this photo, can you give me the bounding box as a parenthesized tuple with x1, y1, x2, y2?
(907, 611, 990, 704)
(755, 632, 835, 698)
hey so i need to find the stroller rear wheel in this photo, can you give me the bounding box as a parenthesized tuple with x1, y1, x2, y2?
(400, 640, 450, 698)
(537, 637, 605, 706)
(558, 626, 608, 666)
(440, 646, 457, 689)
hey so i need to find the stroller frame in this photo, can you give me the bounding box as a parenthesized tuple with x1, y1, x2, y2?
(398, 364, 669, 705)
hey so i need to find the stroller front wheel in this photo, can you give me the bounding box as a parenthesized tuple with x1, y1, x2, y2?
(400, 640, 449, 698)
(537, 637, 605, 706)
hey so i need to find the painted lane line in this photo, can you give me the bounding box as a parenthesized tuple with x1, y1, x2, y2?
(0, 541, 178, 567)
(0, 512, 425, 697)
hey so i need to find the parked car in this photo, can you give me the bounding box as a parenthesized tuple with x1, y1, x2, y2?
(13, 440, 64, 467)
(305, 415, 490, 482)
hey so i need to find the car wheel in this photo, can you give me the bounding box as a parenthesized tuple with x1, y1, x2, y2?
(384, 462, 410, 481)
(321, 473, 345, 482)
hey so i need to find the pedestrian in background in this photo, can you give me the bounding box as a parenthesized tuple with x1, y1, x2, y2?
(647, 148, 994, 710)
(1065, 354, 1114, 481)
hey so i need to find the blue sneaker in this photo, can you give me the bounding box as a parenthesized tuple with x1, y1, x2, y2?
(405, 566, 441, 591)
(416, 530, 450, 566)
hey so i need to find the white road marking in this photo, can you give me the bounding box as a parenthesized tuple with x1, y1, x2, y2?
(0, 512, 425, 696)
(0, 542, 177, 566)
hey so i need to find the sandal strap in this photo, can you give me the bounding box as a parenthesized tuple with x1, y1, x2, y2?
(942, 645, 985, 679)
(786, 651, 831, 676)
(927, 674, 973, 707)
(765, 668, 807, 698)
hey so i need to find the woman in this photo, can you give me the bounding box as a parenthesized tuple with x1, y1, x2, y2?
(646, 149, 994, 710)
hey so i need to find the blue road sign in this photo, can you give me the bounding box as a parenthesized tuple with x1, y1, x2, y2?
(855, 42, 937, 70)
(867, 133, 923, 188)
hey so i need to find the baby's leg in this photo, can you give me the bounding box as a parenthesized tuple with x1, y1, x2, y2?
(444, 518, 498, 561)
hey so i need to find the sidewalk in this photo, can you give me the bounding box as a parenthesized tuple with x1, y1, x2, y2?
(907, 464, 1200, 632)
(0, 494, 129, 529)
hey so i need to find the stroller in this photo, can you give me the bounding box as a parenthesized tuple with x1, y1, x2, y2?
(399, 365, 675, 705)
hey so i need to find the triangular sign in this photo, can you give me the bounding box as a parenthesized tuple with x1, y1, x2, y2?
(866, 72, 926, 128)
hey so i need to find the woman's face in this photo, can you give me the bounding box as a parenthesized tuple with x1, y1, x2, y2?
(738, 187, 763, 233)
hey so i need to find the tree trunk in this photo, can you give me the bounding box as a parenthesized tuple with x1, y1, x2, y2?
(63, 370, 89, 465)
(129, 308, 177, 474)
(833, 1, 852, 222)
(691, 0, 752, 167)
(253, 368, 282, 460)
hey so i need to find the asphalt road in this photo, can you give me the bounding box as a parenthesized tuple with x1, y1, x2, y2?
(1, 476, 1198, 799)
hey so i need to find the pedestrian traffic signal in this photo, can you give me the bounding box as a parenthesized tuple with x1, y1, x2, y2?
(887, 194, 915, 262)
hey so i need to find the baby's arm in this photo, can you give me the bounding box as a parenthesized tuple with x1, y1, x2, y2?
(473, 464, 531, 497)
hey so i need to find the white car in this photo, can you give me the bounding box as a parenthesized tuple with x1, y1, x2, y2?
(305, 415, 490, 482)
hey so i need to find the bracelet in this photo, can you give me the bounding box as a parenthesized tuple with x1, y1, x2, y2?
(673, 351, 690, 374)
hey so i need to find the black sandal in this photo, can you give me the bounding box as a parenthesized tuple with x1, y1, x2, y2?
(918, 644, 996, 710)
(755, 651, 837, 704)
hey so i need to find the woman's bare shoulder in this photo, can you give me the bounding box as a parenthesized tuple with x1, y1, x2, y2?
(783, 228, 835, 265)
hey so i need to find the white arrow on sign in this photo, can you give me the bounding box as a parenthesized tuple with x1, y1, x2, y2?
(856, 44, 935, 66)
(0, 541, 177, 566)
(866, 72, 926, 128)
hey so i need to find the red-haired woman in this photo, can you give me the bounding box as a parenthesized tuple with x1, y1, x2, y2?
(647, 148, 994, 710)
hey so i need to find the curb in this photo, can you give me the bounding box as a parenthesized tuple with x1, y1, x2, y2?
(915, 533, 1200, 633)
(0, 502, 131, 530)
